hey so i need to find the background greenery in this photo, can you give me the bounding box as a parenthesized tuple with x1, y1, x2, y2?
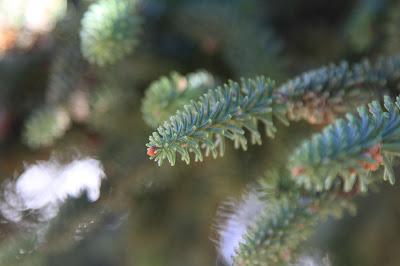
(0, 0, 400, 265)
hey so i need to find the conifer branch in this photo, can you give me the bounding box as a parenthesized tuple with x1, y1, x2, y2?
(290, 95, 400, 192)
(278, 55, 400, 125)
(233, 194, 318, 265)
(141, 70, 216, 128)
(146, 77, 289, 166)
(216, 177, 354, 266)
(23, 106, 71, 149)
(80, 0, 142, 66)
(232, 191, 355, 265)
(215, 93, 400, 265)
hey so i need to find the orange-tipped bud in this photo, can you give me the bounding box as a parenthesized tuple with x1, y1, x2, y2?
(291, 166, 307, 176)
(349, 168, 356, 175)
(147, 146, 159, 156)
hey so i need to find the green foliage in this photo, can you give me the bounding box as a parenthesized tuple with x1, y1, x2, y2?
(174, 1, 286, 79)
(46, 40, 85, 104)
(232, 190, 353, 266)
(80, 0, 142, 66)
(88, 82, 126, 131)
(4, 0, 400, 264)
(0, 235, 44, 266)
(146, 76, 289, 166)
(212, 56, 400, 265)
(278, 55, 400, 124)
(23, 40, 85, 149)
(233, 194, 318, 265)
(343, 0, 383, 53)
(23, 106, 71, 149)
(385, 1, 400, 54)
(290, 95, 400, 192)
(141, 70, 216, 128)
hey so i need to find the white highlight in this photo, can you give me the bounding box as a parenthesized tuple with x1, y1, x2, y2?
(215, 190, 268, 265)
(24, 0, 66, 32)
(1, 157, 106, 222)
(215, 192, 332, 266)
(291, 251, 331, 266)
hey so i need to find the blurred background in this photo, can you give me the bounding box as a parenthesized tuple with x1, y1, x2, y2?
(0, 0, 400, 265)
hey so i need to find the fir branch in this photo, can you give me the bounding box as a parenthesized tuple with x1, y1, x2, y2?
(216, 185, 353, 266)
(141, 70, 216, 128)
(278, 55, 400, 125)
(213, 57, 400, 265)
(290, 95, 400, 192)
(146, 77, 289, 166)
(23, 106, 71, 149)
(233, 192, 355, 266)
(233, 194, 318, 265)
(80, 0, 142, 66)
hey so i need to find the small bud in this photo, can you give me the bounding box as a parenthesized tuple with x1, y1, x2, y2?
(291, 166, 306, 176)
(147, 146, 159, 156)
(349, 168, 356, 175)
